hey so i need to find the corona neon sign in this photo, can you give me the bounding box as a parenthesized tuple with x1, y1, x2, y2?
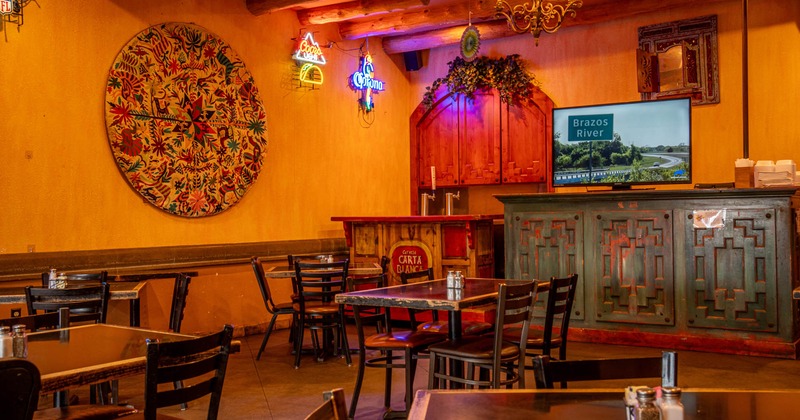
(292, 33, 326, 86)
(350, 52, 385, 112)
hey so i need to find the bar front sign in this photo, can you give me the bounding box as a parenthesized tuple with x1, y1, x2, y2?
(390, 244, 430, 275)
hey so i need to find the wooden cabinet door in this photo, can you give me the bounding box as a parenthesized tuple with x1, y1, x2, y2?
(417, 95, 460, 188)
(502, 101, 548, 183)
(460, 91, 501, 185)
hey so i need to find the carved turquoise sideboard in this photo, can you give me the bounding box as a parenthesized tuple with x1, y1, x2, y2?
(497, 188, 800, 358)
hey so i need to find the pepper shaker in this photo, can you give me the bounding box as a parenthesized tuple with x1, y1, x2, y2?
(12, 324, 27, 358)
(634, 388, 660, 420)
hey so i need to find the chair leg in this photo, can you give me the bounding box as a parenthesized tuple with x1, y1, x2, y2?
(349, 348, 367, 419)
(294, 316, 305, 369)
(174, 380, 188, 410)
(256, 313, 278, 360)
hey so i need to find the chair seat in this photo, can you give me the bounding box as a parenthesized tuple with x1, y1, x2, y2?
(293, 301, 339, 315)
(503, 326, 563, 349)
(427, 336, 520, 360)
(365, 330, 444, 350)
(418, 320, 493, 336)
(33, 404, 138, 420)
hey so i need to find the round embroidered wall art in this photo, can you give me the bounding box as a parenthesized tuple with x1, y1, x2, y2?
(104, 22, 268, 217)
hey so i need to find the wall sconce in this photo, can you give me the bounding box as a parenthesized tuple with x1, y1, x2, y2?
(1, 0, 24, 29)
(494, 0, 582, 45)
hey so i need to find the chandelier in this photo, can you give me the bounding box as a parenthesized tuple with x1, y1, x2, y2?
(495, 0, 583, 45)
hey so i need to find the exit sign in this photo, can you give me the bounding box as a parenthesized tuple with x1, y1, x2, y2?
(568, 114, 614, 141)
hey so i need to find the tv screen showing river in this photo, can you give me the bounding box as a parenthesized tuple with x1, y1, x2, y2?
(552, 97, 691, 187)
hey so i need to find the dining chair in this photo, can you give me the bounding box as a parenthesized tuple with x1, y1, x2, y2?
(428, 280, 538, 389)
(304, 388, 348, 420)
(39, 270, 108, 287)
(25, 284, 113, 405)
(251, 256, 296, 360)
(532, 350, 679, 389)
(503, 273, 579, 368)
(292, 259, 352, 368)
(166, 273, 192, 410)
(0, 358, 40, 420)
(347, 274, 445, 419)
(400, 268, 492, 336)
(114, 324, 234, 420)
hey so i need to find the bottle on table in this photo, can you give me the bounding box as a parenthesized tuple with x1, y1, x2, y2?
(660, 387, 684, 420)
(0, 326, 12, 358)
(12, 324, 27, 358)
(634, 387, 661, 420)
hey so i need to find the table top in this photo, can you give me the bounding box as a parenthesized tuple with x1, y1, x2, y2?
(0, 282, 145, 305)
(409, 388, 800, 420)
(264, 262, 383, 278)
(27, 324, 194, 393)
(335, 278, 533, 311)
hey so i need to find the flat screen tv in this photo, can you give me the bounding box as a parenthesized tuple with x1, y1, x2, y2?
(552, 98, 691, 189)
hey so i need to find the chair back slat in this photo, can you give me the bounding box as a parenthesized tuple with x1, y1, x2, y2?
(0, 307, 70, 331)
(532, 350, 679, 389)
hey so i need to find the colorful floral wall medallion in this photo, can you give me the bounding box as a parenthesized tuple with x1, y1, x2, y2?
(104, 22, 268, 217)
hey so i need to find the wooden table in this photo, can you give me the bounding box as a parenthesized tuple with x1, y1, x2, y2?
(27, 324, 195, 394)
(336, 277, 534, 341)
(0, 282, 145, 326)
(408, 388, 800, 419)
(264, 262, 383, 278)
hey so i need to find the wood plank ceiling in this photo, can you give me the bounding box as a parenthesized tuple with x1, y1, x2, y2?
(245, 0, 729, 55)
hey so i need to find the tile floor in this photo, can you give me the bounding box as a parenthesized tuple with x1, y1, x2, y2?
(57, 327, 800, 419)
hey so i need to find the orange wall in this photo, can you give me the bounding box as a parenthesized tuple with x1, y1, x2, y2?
(1, 0, 412, 255)
(408, 0, 800, 199)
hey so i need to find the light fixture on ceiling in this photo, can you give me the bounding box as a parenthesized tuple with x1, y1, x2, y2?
(495, 0, 583, 45)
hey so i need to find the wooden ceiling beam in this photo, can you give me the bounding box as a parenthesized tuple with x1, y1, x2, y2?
(298, 0, 430, 25)
(379, 0, 731, 53)
(382, 20, 513, 54)
(246, 0, 323, 15)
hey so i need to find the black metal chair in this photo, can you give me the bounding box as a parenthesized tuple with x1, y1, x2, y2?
(118, 324, 234, 420)
(0, 359, 40, 420)
(305, 388, 348, 420)
(503, 274, 579, 367)
(252, 257, 296, 360)
(348, 274, 445, 418)
(25, 284, 112, 405)
(532, 351, 679, 389)
(292, 259, 352, 368)
(428, 280, 538, 389)
(400, 268, 492, 336)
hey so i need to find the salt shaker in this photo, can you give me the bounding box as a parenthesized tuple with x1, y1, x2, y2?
(634, 388, 661, 420)
(446, 270, 455, 288)
(659, 387, 684, 420)
(49, 268, 58, 289)
(12, 324, 27, 358)
(0, 326, 12, 358)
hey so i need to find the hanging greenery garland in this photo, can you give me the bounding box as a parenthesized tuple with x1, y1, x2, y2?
(422, 54, 539, 110)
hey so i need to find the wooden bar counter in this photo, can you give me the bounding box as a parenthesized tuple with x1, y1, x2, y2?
(496, 188, 800, 358)
(331, 215, 501, 286)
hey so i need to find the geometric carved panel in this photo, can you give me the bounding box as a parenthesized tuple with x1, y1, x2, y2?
(685, 209, 777, 332)
(513, 211, 584, 320)
(594, 211, 674, 325)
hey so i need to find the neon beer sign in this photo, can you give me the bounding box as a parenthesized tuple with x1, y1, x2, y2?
(350, 52, 385, 112)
